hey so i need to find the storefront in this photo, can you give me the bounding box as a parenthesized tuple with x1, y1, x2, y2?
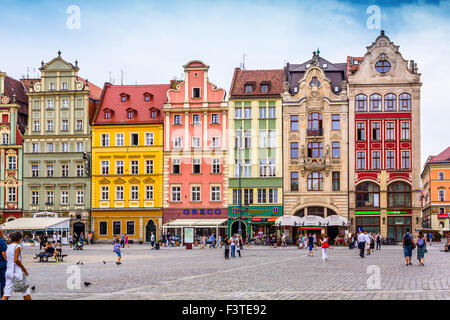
(228, 205, 282, 238)
(387, 210, 412, 242)
(355, 211, 381, 234)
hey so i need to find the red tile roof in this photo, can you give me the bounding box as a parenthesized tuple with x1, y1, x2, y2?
(93, 83, 170, 125)
(427, 147, 450, 164)
(4, 76, 28, 106)
(78, 77, 102, 100)
(229, 68, 285, 99)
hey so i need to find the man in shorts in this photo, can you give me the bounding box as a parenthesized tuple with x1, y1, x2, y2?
(307, 234, 315, 256)
(402, 228, 414, 266)
(114, 238, 122, 265)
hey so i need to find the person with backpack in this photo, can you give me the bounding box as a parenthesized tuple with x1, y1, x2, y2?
(321, 235, 329, 262)
(376, 233, 382, 250)
(416, 231, 427, 266)
(402, 228, 414, 266)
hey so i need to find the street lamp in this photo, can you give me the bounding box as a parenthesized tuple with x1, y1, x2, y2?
(237, 127, 243, 239)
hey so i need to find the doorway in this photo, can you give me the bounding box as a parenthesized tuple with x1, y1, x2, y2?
(231, 220, 247, 237)
(145, 219, 157, 242)
(327, 226, 339, 241)
(73, 222, 85, 236)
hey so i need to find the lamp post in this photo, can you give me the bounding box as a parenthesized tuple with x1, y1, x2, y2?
(237, 127, 243, 239)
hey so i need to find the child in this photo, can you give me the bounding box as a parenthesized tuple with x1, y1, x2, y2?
(113, 238, 122, 265)
(321, 236, 329, 262)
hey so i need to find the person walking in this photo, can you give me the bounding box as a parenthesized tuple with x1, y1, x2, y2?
(125, 234, 129, 248)
(369, 233, 375, 253)
(416, 231, 427, 266)
(80, 232, 84, 247)
(0, 228, 7, 297)
(357, 230, 366, 258)
(230, 235, 236, 258)
(68, 233, 73, 248)
(281, 233, 287, 248)
(376, 233, 382, 250)
(150, 232, 155, 249)
(224, 236, 230, 260)
(120, 233, 125, 248)
(307, 234, 315, 256)
(428, 232, 433, 246)
(321, 235, 329, 262)
(236, 236, 242, 257)
(218, 235, 222, 248)
(52, 233, 57, 244)
(113, 237, 122, 265)
(402, 228, 414, 266)
(364, 231, 371, 255)
(210, 233, 215, 248)
(56, 232, 61, 245)
(1, 231, 31, 300)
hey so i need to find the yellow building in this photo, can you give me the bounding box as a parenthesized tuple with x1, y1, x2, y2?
(91, 83, 169, 242)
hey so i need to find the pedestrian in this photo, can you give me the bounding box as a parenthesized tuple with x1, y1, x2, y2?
(52, 233, 57, 244)
(56, 232, 61, 245)
(281, 233, 287, 248)
(125, 234, 129, 248)
(364, 231, 371, 255)
(80, 232, 84, 247)
(113, 237, 122, 265)
(39, 233, 45, 250)
(218, 235, 222, 248)
(247, 233, 251, 248)
(416, 231, 427, 266)
(321, 235, 329, 262)
(73, 232, 78, 247)
(230, 235, 236, 258)
(357, 230, 366, 258)
(307, 233, 314, 256)
(369, 233, 375, 253)
(0, 227, 7, 298)
(428, 232, 432, 246)
(224, 236, 230, 260)
(402, 228, 414, 266)
(236, 237, 242, 257)
(68, 233, 73, 248)
(150, 232, 155, 249)
(210, 233, 215, 248)
(376, 233, 382, 250)
(1, 231, 31, 300)
(120, 233, 125, 248)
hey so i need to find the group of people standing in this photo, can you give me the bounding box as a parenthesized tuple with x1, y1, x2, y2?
(223, 234, 243, 259)
(356, 231, 382, 257)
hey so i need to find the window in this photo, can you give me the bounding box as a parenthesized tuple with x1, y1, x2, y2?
(235, 108, 242, 119)
(116, 186, 124, 200)
(192, 137, 201, 148)
(356, 182, 380, 207)
(259, 107, 266, 119)
(151, 111, 157, 118)
(243, 189, 253, 205)
(384, 93, 396, 111)
(268, 130, 276, 148)
(439, 172, 444, 180)
(192, 159, 201, 174)
(245, 85, 252, 93)
(61, 82, 68, 90)
(49, 83, 55, 90)
(261, 84, 268, 92)
(191, 186, 201, 201)
(307, 172, 323, 191)
(332, 115, 340, 130)
(291, 142, 299, 159)
(268, 107, 276, 119)
(131, 133, 139, 146)
(47, 120, 54, 131)
(244, 108, 251, 119)
(113, 221, 121, 235)
(145, 133, 154, 146)
(61, 164, 69, 177)
(47, 100, 54, 109)
(130, 186, 139, 200)
(192, 114, 201, 124)
(268, 159, 276, 177)
(104, 111, 111, 119)
(172, 159, 180, 174)
(244, 159, 251, 177)
(32, 143, 39, 153)
(386, 122, 395, 140)
(291, 172, 299, 191)
(211, 186, 221, 201)
(234, 160, 240, 178)
(101, 186, 109, 200)
(212, 159, 220, 174)
(145, 185, 154, 200)
(174, 114, 182, 125)
(101, 161, 109, 175)
(233, 189, 242, 204)
(8, 187, 16, 202)
(257, 189, 267, 204)
(307, 113, 322, 135)
(116, 160, 124, 175)
(372, 122, 381, 140)
(76, 120, 83, 131)
(47, 143, 54, 153)
(401, 151, 410, 169)
(8, 157, 16, 170)
(259, 159, 267, 177)
(77, 142, 84, 152)
(145, 95, 150, 102)
(61, 142, 68, 152)
(439, 190, 445, 202)
(76, 190, 84, 205)
(386, 151, 395, 169)
(61, 190, 68, 205)
(401, 122, 410, 140)
(307, 142, 323, 158)
(101, 134, 110, 146)
(31, 191, 39, 205)
(145, 160, 154, 174)
(259, 131, 267, 148)
(62, 120, 68, 131)
(33, 121, 40, 132)
(375, 60, 391, 73)
(211, 114, 219, 124)
(291, 115, 299, 131)
(31, 165, 39, 177)
(46, 164, 54, 177)
(46, 190, 54, 205)
(99, 222, 107, 235)
(372, 151, 381, 169)
(355, 94, 367, 112)
(370, 94, 382, 112)
(332, 142, 340, 158)
(357, 151, 366, 170)
(357, 122, 366, 141)
(127, 222, 135, 235)
(332, 172, 340, 191)
(173, 137, 182, 148)
(388, 182, 411, 207)
(76, 164, 84, 177)
(399, 93, 411, 111)
(268, 189, 278, 203)
(131, 160, 139, 174)
(127, 111, 134, 119)
(1, 134, 8, 145)
(192, 88, 201, 98)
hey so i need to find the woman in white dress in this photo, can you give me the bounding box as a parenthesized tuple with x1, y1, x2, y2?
(1, 231, 31, 300)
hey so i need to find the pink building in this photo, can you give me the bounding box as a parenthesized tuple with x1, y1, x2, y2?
(162, 61, 228, 238)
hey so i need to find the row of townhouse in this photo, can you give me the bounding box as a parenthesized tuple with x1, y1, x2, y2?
(0, 31, 431, 243)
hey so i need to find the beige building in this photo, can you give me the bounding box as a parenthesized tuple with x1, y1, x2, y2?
(282, 52, 349, 242)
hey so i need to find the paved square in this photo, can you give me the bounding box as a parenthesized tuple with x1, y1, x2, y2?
(11, 243, 450, 300)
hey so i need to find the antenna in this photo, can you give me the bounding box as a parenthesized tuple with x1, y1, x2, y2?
(120, 70, 125, 85)
(26, 67, 30, 79)
(109, 72, 112, 83)
(240, 53, 247, 70)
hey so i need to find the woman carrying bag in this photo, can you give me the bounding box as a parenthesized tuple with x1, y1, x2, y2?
(321, 235, 329, 262)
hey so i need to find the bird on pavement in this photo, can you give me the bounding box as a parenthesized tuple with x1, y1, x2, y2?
(103, 261, 106, 264)
(31, 286, 36, 291)
(84, 282, 92, 287)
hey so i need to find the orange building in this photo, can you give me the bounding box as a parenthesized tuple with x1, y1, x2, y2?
(421, 147, 450, 238)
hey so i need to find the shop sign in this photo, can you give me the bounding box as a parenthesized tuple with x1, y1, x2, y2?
(252, 218, 267, 222)
(387, 210, 412, 215)
(355, 211, 380, 215)
(267, 218, 277, 222)
(33, 212, 59, 218)
(183, 209, 222, 215)
(1, 95, 11, 104)
(356, 227, 363, 232)
(184, 227, 194, 244)
(438, 214, 450, 219)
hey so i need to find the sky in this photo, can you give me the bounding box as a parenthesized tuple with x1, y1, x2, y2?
(0, 0, 449, 167)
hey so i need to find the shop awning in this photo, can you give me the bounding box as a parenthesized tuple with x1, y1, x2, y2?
(324, 215, 348, 227)
(163, 219, 228, 228)
(1, 217, 71, 231)
(275, 215, 303, 227)
(302, 215, 325, 226)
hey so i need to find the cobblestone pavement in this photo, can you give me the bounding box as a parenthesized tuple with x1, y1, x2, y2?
(10, 243, 450, 300)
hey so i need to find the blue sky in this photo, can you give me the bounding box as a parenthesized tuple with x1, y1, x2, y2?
(1, 0, 449, 166)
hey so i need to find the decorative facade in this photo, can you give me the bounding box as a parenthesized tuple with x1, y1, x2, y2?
(163, 61, 229, 238)
(0, 72, 28, 222)
(91, 83, 168, 242)
(22, 52, 101, 235)
(348, 31, 422, 239)
(282, 53, 349, 242)
(228, 68, 284, 238)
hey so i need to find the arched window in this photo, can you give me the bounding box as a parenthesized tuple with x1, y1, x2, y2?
(355, 94, 367, 112)
(388, 182, 411, 207)
(399, 93, 411, 111)
(307, 142, 323, 158)
(356, 182, 380, 207)
(384, 93, 397, 111)
(307, 113, 322, 136)
(307, 172, 323, 191)
(370, 94, 382, 112)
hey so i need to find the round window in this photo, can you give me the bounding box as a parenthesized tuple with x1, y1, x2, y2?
(375, 60, 391, 73)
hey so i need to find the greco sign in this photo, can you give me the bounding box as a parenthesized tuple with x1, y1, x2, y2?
(183, 208, 222, 215)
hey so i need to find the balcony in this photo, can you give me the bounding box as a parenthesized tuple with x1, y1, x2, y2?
(307, 128, 323, 137)
(302, 157, 329, 171)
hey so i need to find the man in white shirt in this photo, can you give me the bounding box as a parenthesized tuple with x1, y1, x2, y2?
(357, 231, 366, 258)
(363, 231, 371, 255)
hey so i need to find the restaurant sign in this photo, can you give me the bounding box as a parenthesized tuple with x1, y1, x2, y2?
(438, 214, 450, 219)
(183, 209, 222, 215)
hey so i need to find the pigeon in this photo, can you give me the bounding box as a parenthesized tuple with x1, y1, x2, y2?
(80, 262, 84, 265)
(84, 282, 92, 287)
(103, 261, 106, 264)
(31, 286, 36, 291)
(76, 261, 80, 265)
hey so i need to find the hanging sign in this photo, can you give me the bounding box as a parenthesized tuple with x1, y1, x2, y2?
(1, 95, 11, 104)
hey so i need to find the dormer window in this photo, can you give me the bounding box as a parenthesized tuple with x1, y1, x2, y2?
(128, 111, 134, 119)
(126, 108, 137, 119)
(105, 112, 111, 119)
(192, 88, 201, 98)
(120, 93, 130, 102)
(151, 111, 157, 118)
(293, 86, 298, 93)
(245, 85, 253, 93)
(261, 85, 268, 92)
(322, 63, 328, 68)
(143, 92, 153, 102)
(149, 107, 159, 119)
